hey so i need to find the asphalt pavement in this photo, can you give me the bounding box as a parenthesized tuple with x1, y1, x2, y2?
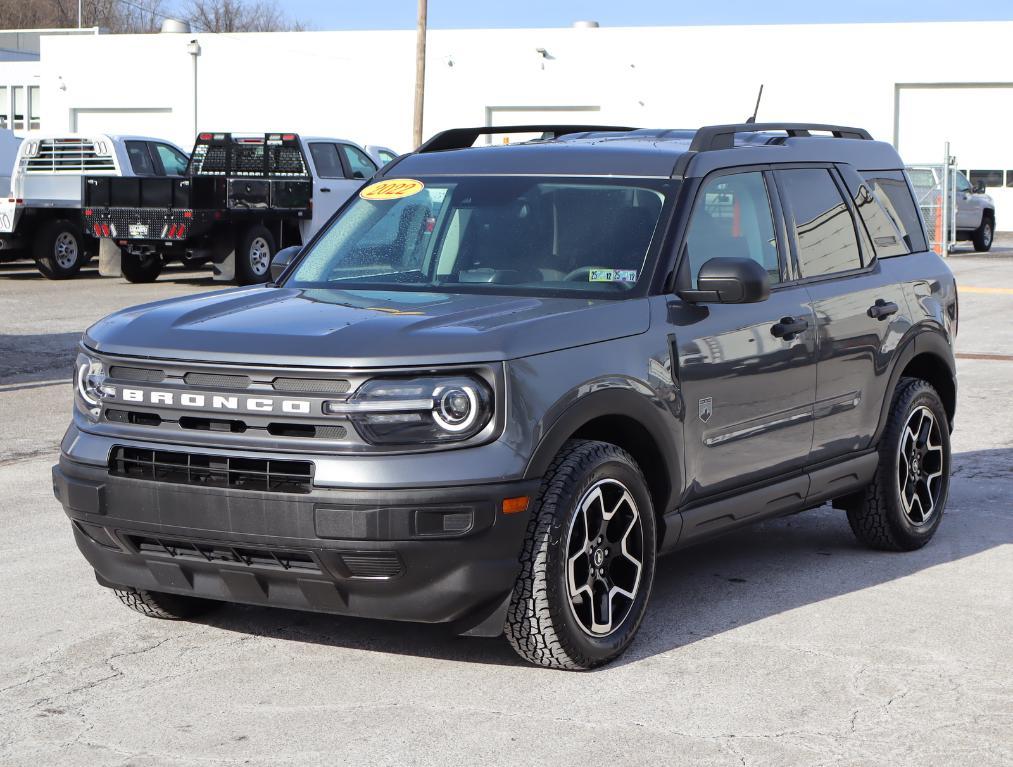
(0, 249, 1010, 766)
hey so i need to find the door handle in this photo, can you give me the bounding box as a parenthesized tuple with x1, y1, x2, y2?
(867, 299, 899, 320)
(771, 316, 809, 340)
(320, 187, 332, 193)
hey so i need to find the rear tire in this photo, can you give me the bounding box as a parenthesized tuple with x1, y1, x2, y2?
(236, 225, 276, 285)
(121, 251, 163, 283)
(112, 587, 219, 620)
(972, 215, 994, 252)
(34, 220, 88, 279)
(505, 440, 656, 670)
(845, 378, 951, 551)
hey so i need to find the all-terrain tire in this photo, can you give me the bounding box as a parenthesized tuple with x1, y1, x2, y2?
(504, 439, 656, 670)
(846, 378, 951, 551)
(34, 219, 89, 279)
(236, 225, 276, 285)
(121, 251, 163, 283)
(972, 214, 994, 252)
(113, 587, 219, 620)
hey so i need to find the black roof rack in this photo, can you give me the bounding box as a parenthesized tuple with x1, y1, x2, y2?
(417, 124, 636, 153)
(689, 123, 873, 153)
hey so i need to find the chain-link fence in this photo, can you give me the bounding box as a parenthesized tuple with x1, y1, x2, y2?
(907, 144, 957, 256)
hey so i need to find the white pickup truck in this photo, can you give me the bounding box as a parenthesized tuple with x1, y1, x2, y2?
(0, 133, 189, 278)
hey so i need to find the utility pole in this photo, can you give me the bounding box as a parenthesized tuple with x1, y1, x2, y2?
(413, 0, 427, 149)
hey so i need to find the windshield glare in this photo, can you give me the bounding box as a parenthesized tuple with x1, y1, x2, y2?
(286, 176, 673, 296)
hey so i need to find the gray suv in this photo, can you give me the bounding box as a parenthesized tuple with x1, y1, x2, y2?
(54, 123, 958, 669)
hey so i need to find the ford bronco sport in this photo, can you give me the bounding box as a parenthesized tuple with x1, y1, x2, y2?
(54, 123, 958, 669)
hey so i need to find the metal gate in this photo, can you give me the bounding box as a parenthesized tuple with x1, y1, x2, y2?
(909, 142, 958, 256)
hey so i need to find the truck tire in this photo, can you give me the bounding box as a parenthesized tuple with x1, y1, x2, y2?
(505, 439, 657, 670)
(972, 214, 994, 252)
(113, 587, 219, 620)
(845, 378, 951, 551)
(121, 251, 163, 283)
(34, 219, 88, 279)
(236, 225, 276, 285)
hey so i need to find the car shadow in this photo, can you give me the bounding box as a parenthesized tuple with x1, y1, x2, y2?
(0, 260, 218, 286)
(199, 446, 1013, 670)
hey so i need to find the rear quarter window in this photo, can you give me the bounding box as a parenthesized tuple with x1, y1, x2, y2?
(859, 170, 928, 254)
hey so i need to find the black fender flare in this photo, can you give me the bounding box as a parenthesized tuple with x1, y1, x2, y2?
(872, 325, 956, 445)
(523, 386, 682, 515)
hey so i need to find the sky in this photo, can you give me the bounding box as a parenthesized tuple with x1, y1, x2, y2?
(283, 0, 1013, 30)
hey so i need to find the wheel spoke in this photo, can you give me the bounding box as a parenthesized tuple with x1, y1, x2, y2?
(565, 479, 644, 638)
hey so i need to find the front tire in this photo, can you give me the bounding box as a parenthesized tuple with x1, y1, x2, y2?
(846, 378, 951, 551)
(972, 214, 994, 252)
(236, 225, 276, 285)
(505, 440, 656, 670)
(34, 220, 88, 279)
(121, 251, 163, 283)
(112, 587, 219, 620)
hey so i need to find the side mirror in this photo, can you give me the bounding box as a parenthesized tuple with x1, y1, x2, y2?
(972, 181, 986, 194)
(270, 245, 301, 283)
(678, 257, 771, 304)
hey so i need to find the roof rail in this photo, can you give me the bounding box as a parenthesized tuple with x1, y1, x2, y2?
(417, 124, 636, 153)
(689, 123, 873, 153)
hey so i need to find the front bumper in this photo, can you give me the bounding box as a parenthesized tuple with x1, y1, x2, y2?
(53, 454, 537, 633)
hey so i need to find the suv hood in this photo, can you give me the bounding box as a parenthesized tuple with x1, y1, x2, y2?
(85, 286, 651, 366)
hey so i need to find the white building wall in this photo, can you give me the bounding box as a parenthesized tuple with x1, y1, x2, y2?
(22, 21, 1013, 220)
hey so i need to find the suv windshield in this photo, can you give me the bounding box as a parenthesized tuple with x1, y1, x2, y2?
(285, 176, 674, 297)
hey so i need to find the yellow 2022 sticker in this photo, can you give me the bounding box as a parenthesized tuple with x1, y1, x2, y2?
(360, 179, 424, 201)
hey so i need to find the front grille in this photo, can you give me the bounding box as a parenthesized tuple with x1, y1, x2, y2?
(127, 534, 319, 573)
(109, 366, 165, 383)
(339, 551, 404, 578)
(109, 446, 313, 494)
(266, 423, 348, 439)
(183, 372, 252, 389)
(273, 377, 351, 394)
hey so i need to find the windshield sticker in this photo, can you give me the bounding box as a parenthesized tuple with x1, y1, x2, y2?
(360, 179, 424, 201)
(589, 268, 637, 283)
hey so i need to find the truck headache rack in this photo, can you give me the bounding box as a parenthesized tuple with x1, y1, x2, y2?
(417, 124, 637, 153)
(188, 132, 309, 178)
(688, 122, 873, 152)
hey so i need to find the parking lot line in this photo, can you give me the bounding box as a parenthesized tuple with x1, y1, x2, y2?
(955, 352, 1013, 362)
(959, 286, 1013, 295)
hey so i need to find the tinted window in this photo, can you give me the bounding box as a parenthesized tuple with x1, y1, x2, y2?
(861, 171, 928, 253)
(378, 150, 397, 165)
(838, 166, 908, 259)
(779, 168, 862, 277)
(685, 171, 780, 286)
(152, 143, 188, 175)
(309, 143, 344, 179)
(954, 172, 972, 192)
(338, 144, 378, 180)
(968, 170, 1002, 188)
(125, 141, 155, 175)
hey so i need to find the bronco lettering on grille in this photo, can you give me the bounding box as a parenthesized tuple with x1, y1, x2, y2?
(114, 387, 312, 414)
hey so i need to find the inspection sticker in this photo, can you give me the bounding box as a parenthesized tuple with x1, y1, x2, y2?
(360, 179, 424, 201)
(589, 268, 637, 283)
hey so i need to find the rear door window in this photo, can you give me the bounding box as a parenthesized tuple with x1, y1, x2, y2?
(777, 168, 863, 277)
(309, 142, 345, 179)
(860, 170, 928, 253)
(125, 140, 156, 175)
(837, 166, 909, 258)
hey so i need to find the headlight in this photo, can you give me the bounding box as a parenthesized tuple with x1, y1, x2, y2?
(74, 352, 108, 421)
(324, 376, 493, 445)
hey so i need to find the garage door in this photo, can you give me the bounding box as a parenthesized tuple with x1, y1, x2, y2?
(71, 108, 174, 140)
(897, 85, 1013, 226)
